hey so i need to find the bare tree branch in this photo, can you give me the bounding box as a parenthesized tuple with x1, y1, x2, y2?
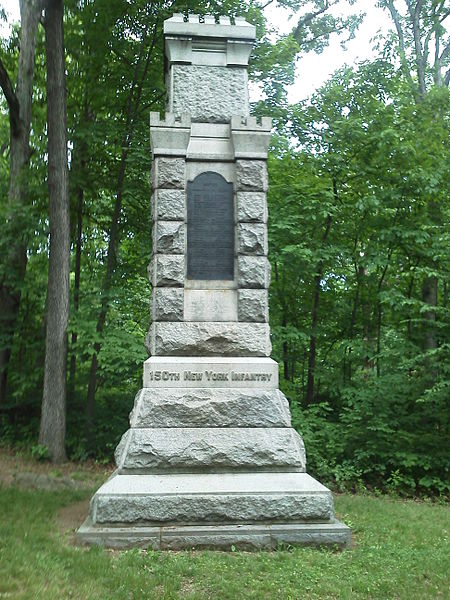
(444, 67, 450, 86)
(259, 0, 275, 10)
(414, 0, 424, 20)
(386, 0, 417, 97)
(0, 58, 21, 136)
(293, 1, 339, 42)
(439, 7, 450, 22)
(410, 1, 426, 95)
(433, 19, 441, 84)
(439, 39, 450, 63)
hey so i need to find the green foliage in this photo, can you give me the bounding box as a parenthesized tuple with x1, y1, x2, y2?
(0, 2, 448, 494)
(270, 60, 450, 495)
(30, 444, 50, 462)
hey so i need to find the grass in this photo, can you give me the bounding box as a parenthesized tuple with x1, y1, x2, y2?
(0, 458, 449, 599)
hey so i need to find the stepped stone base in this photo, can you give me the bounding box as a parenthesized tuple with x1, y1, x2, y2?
(76, 472, 350, 549)
(77, 519, 350, 550)
(88, 472, 332, 523)
(77, 355, 351, 549)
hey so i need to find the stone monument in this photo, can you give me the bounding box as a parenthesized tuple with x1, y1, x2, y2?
(77, 14, 350, 549)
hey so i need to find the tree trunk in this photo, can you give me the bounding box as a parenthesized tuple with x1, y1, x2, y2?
(85, 153, 127, 448)
(347, 264, 362, 382)
(39, 0, 70, 463)
(282, 313, 289, 381)
(68, 89, 89, 403)
(305, 209, 333, 405)
(422, 276, 438, 350)
(376, 302, 382, 377)
(0, 0, 41, 404)
(68, 179, 83, 403)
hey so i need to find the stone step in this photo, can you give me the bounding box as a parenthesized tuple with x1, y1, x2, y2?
(77, 519, 351, 550)
(115, 427, 306, 473)
(130, 388, 291, 428)
(147, 322, 271, 357)
(88, 472, 335, 526)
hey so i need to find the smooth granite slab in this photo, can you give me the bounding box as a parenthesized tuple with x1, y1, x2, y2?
(88, 472, 335, 527)
(77, 519, 351, 550)
(143, 357, 279, 389)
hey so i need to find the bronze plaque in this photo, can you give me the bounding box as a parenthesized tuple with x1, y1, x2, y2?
(187, 172, 234, 280)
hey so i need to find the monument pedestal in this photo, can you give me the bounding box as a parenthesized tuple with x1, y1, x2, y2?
(77, 357, 350, 549)
(78, 476, 349, 549)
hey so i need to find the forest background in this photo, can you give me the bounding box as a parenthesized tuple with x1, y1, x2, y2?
(0, 0, 448, 496)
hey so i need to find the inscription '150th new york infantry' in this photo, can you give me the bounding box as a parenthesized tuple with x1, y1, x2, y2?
(146, 370, 273, 382)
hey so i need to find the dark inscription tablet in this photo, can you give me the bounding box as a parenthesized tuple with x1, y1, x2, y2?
(187, 172, 234, 280)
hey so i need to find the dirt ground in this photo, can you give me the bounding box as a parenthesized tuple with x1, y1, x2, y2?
(0, 446, 114, 487)
(0, 447, 114, 539)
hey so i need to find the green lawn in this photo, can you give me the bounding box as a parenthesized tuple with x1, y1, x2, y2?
(0, 483, 448, 599)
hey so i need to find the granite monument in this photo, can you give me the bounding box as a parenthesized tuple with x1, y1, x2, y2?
(77, 13, 350, 549)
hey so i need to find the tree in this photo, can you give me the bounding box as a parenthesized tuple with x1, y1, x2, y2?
(0, 0, 41, 404)
(380, 0, 450, 350)
(83, 1, 165, 449)
(250, 0, 362, 114)
(268, 59, 449, 492)
(38, 0, 70, 462)
(381, 0, 450, 98)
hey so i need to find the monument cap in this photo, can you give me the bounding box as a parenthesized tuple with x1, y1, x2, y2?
(164, 13, 255, 121)
(163, 13, 256, 41)
(164, 13, 255, 70)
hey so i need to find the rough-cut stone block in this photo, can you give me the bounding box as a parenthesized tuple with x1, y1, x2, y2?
(147, 255, 184, 287)
(152, 189, 185, 221)
(148, 322, 271, 356)
(130, 388, 291, 428)
(237, 192, 267, 223)
(114, 428, 306, 472)
(151, 157, 185, 189)
(236, 160, 268, 191)
(90, 473, 334, 525)
(238, 223, 267, 255)
(238, 289, 269, 322)
(238, 256, 271, 288)
(143, 357, 279, 389)
(170, 65, 248, 122)
(151, 288, 184, 322)
(152, 221, 185, 254)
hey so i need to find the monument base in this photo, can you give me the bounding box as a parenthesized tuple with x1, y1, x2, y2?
(77, 518, 350, 550)
(76, 472, 350, 549)
(77, 355, 351, 549)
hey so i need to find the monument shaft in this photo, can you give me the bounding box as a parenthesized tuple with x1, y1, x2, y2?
(77, 13, 350, 549)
